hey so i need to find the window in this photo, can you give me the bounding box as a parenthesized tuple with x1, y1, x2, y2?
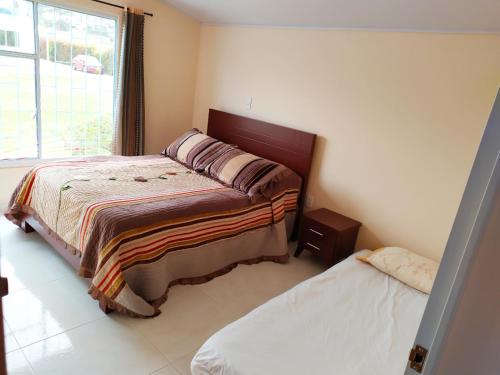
(0, 30, 20, 48)
(0, 0, 117, 160)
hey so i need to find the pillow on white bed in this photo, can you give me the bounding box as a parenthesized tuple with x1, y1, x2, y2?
(357, 247, 438, 294)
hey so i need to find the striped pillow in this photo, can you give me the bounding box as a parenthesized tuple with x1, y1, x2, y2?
(208, 149, 279, 194)
(162, 129, 235, 172)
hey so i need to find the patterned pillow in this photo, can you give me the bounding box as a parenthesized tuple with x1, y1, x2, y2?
(357, 247, 439, 294)
(161, 128, 201, 159)
(208, 148, 279, 194)
(162, 129, 235, 172)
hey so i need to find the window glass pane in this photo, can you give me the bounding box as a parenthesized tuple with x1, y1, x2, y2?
(0, 56, 37, 159)
(38, 4, 116, 158)
(0, 0, 35, 53)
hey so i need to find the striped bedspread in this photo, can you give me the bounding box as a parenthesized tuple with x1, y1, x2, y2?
(5, 155, 300, 317)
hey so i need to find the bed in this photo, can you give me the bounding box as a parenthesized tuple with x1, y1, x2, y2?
(4, 110, 316, 317)
(191, 250, 429, 375)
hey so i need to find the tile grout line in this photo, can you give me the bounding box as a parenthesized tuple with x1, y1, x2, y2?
(3, 271, 82, 295)
(17, 313, 173, 374)
(134, 329, 172, 370)
(20, 348, 37, 375)
(131, 318, 177, 370)
(147, 363, 182, 375)
(3, 319, 22, 354)
(15, 314, 108, 352)
(170, 350, 197, 375)
(196, 286, 233, 312)
(135, 287, 233, 369)
(16, 314, 108, 374)
(2, 217, 323, 375)
(1, 220, 174, 373)
(5, 349, 37, 375)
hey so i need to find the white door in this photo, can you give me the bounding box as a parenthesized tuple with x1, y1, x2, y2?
(405, 89, 500, 375)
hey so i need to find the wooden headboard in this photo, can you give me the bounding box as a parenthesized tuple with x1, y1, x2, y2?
(207, 109, 316, 236)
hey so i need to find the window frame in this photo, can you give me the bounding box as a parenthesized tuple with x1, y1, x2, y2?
(0, 0, 119, 167)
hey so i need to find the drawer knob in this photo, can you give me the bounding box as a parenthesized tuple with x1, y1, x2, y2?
(306, 242, 321, 251)
(308, 228, 324, 237)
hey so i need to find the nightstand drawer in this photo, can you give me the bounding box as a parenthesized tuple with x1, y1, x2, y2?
(295, 208, 361, 267)
(302, 241, 322, 254)
(299, 227, 332, 249)
(301, 218, 335, 242)
(300, 234, 336, 263)
(305, 226, 327, 238)
(299, 225, 336, 261)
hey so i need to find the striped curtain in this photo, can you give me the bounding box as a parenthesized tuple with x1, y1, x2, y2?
(118, 8, 145, 156)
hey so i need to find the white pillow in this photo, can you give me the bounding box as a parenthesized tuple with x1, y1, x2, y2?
(357, 247, 439, 294)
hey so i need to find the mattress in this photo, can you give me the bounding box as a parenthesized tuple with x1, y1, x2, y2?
(5, 155, 300, 317)
(191, 250, 428, 375)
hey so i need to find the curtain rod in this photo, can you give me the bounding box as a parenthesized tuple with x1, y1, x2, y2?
(92, 0, 153, 17)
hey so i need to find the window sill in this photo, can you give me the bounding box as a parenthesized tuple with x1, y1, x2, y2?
(0, 159, 40, 169)
(0, 157, 79, 169)
(0, 155, 118, 169)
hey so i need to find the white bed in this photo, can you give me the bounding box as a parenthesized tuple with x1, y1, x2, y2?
(191, 250, 429, 375)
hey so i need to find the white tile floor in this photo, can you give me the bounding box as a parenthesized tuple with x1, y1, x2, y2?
(1, 217, 325, 375)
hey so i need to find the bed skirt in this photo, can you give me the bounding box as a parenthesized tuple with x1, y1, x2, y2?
(13, 212, 295, 318)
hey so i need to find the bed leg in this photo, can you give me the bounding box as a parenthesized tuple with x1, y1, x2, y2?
(22, 221, 35, 233)
(99, 299, 114, 314)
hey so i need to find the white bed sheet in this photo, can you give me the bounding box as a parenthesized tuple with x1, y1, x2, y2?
(191, 250, 428, 375)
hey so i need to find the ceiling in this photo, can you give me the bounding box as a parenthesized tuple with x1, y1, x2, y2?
(162, 0, 500, 33)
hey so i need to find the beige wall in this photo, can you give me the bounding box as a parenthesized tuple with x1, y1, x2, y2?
(192, 26, 500, 260)
(0, 0, 200, 209)
(3, 10, 499, 261)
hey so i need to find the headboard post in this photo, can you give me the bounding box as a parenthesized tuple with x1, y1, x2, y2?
(207, 109, 316, 238)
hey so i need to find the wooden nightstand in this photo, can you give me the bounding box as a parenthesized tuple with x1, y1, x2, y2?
(294, 208, 361, 267)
